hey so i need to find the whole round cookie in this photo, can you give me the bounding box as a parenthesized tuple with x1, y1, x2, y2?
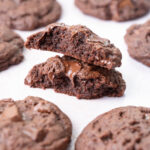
(0, 0, 61, 31)
(75, 0, 149, 21)
(125, 20, 150, 67)
(0, 26, 24, 71)
(76, 106, 150, 150)
(0, 96, 72, 150)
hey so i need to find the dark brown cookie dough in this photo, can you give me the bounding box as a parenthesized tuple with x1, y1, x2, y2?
(0, 96, 72, 150)
(125, 20, 150, 67)
(25, 23, 122, 70)
(0, 26, 24, 71)
(75, 0, 150, 21)
(24, 56, 126, 99)
(76, 106, 150, 150)
(0, 0, 61, 31)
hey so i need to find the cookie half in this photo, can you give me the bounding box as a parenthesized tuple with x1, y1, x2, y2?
(0, 0, 61, 31)
(25, 23, 122, 70)
(76, 106, 150, 150)
(0, 26, 24, 71)
(0, 96, 72, 150)
(24, 56, 126, 99)
(125, 20, 150, 67)
(75, 0, 150, 21)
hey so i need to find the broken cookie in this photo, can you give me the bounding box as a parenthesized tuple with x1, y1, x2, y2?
(25, 56, 126, 99)
(25, 23, 125, 99)
(25, 23, 122, 70)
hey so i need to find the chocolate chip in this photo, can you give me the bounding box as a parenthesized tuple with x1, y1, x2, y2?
(0, 104, 22, 122)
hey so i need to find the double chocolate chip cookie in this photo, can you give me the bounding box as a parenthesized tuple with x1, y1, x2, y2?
(76, 106, 150, 150)
(0, 26, 24, 71)
(0, 96, 72, 150)
(75, 0, 150, 21)
(0, 0, 61, 31)
(125, 20, 150, 67)
(25, 23, 126, 99)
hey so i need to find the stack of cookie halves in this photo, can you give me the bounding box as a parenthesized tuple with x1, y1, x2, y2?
(24, 23, 126, 99)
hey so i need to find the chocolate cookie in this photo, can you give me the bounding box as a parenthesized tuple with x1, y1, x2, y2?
(0, 96, 72, 150)
(0, 26, 24, 71)
(125, 20, 150, 67)
(24, 56, 126, 99)
(25, 23, 122, 70)
(75, 0, 150, 21)
(0, 0, 61, 31)
(76, 106, 150, 150)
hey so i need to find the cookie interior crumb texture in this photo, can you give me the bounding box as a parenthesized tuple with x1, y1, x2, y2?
(25, 23, 122, 70)
(24, 56, 126, 99)
(0, 96, 72, 150)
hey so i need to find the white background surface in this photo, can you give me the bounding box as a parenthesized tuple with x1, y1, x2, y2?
(0, 0, 150, 149)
